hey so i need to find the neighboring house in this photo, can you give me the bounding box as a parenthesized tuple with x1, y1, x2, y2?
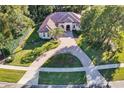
(38, 12, 81, 39)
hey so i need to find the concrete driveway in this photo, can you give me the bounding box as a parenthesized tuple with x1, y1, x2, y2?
(18, 31, 107, 87)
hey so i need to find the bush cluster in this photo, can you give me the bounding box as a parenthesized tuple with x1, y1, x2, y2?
(21, 40, 59, 64)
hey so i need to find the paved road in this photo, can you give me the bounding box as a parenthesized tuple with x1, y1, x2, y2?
(0, 82, 22, 88)
(109, 80, 124, 88)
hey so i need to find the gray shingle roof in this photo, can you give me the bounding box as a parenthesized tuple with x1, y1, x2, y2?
(39, 12, 81, 32)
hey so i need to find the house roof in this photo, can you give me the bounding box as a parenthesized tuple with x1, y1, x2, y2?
(38, 12, 81, 32)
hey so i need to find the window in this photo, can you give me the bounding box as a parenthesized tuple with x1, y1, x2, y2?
(43, 33, 45, 37)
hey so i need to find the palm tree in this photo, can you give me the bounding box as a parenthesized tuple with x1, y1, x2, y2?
(49, 27, 64, 40)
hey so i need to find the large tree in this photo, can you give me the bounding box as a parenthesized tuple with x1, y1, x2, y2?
(0, 5, 34, 54)
(81, 6, 124, 53)
(0, 5, 34, 39)
(28, 5, 54, 24)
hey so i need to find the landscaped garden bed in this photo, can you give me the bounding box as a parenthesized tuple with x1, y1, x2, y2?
(0, 68, 25, 83)
(42, 53, 83, 67)
(38, 72, 86, 85)
(99, 68, 124, 81)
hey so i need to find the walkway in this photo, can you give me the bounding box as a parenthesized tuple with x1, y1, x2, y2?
(0, 64, 28, 71)
(17, 31, 107, 87)
(39, 63, 124, 72)
(0, 63, 124, 72)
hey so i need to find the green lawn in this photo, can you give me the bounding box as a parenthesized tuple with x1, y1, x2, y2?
(0, 68, 25, 83)
(38, 72, 86, 85)
(8, 29, 59, 67)
(76, 34, 124, 65)
(99, 68, 124, 81)
(42, 53, 83, 67)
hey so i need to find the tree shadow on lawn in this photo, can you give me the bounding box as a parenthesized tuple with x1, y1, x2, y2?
(22, 30, 50, 50)
(42, 53, 83, 67)
(53, 45, 120, 86)
(38, 72, 86, 85)
(99, 67, 120, 84)
(80, 40, 121, 66)
(23, 39, 49, 50)
(81, 43, 121, 85)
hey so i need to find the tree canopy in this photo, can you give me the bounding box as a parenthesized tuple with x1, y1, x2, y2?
(0, 6, 34, 39)
(81, 6, 124, 53)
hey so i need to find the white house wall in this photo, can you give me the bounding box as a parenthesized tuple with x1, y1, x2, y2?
(39, 32, 51, 39)
(58, 22, 80, 31)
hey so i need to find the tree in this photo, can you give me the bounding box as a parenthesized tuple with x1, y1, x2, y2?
(54, 5, 85, 13)
(49, 27, 64, 40)
(28, 5, 54, 24)
(0, 5, 34, 39)
(0, 5, 34, 54)
(0, 33, 6, 57)
(28, 5, 88, 25)
(81, 6, 124, 58)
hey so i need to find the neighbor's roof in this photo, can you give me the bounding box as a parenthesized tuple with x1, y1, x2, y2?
(38, 12, 81, 32)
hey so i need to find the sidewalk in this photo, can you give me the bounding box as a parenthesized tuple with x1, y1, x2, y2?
(109, 80, 124, 88)
(39, 63, 124, 72)
(0, 64, 28, 71)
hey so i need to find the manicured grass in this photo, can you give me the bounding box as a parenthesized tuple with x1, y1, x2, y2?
(38, 72, 86, 85)
(116, 50, 124, 63)
(0, 68, 25, 83)
(8, 30, 59, 67)
(99, 68, 124, 81)
(42, 53, 83, 67)
(76, 34, 124, 65)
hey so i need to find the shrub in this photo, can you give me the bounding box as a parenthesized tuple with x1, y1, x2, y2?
(21, 40, 59, 64)
(5, 56, 14, 63)
(2, 48, 10, 57)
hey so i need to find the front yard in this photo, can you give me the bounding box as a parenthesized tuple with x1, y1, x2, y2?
(38, 72, 86, 85)
(42, 53, 83, 67)
(7, 29, 59, 67)
(0, 68, 25, 83)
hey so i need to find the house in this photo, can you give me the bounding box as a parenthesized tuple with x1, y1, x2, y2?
(38, 12, 81, 39)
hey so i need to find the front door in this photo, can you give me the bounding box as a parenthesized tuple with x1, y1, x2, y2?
(66, 25, 70, 31)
